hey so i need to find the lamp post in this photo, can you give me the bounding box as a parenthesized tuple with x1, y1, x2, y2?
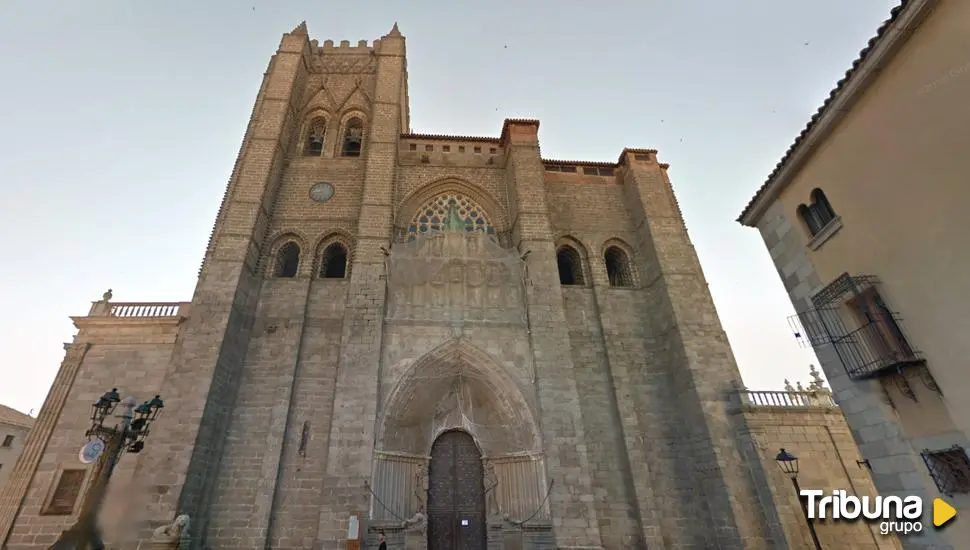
(776, 448, 822, 550)
(50, 389, 164, 550)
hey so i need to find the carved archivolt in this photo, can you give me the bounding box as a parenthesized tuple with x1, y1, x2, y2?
(396, 179, 510, 236)
(378, 338, 540, 457)
(369, 338, 547, 524)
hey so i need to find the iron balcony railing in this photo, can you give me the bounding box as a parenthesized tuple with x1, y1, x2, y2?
(788, 273, 925, 381)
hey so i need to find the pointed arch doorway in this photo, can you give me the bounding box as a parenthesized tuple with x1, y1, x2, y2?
(427, 430, 487, 550)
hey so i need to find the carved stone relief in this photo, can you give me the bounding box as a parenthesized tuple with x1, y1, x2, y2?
(385, 232, 527, 325)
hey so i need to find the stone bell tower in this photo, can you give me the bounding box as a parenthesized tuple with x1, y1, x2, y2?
(110, 22, 411, 548)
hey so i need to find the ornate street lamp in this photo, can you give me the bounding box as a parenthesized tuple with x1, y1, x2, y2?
(50, 389, 164, 550)
(776, 448, 822, 550)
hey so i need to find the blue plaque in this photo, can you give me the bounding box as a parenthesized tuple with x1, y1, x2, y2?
(79, 439, 105, 464)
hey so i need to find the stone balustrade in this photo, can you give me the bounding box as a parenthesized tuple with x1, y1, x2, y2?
(739, 389, 838, 410)
(87, 301, 190, 318)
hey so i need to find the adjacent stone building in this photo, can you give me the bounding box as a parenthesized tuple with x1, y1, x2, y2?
(0, 22, 898, 550)
(738, 370, 899, 550)
(0, 405, 33, 491)
(738, 1, 970, 549)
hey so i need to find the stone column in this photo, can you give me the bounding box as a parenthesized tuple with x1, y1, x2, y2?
(620, 150, 772, 548)
(501, 119, 603, 548)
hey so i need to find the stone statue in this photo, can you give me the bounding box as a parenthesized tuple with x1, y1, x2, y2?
(102, 289, 113, 302)
(796, 381, 805, 392)
(151, 514, 190, 549)
(402, 511, 428, 534)
(484, 462, 499, 517)
(808, 364, 828, 391)
(783, 379, 795, 392)
(413, 471, 427, 513)
(443, 202, 464, 232)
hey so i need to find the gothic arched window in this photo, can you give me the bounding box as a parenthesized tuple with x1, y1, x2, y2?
(604, 246, 634, 287)
(275, 242, 301, 278)
(304, 118, 326, 156)
(406, 193, 495, 242)
(319, 242, 348, 279)
(342, 117, 364, 157)
(557, 246, 585, 286)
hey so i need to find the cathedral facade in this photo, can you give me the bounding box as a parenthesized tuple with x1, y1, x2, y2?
(0, 23, 845, 550)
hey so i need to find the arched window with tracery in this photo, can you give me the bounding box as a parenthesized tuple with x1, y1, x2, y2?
(604, 246, 634, 287)
(274, 242, 301, 278)
(304, 118, 326, 156)
(342, 117, 364, 157)
(319, 241, 349, 279)
(405, 193, 496, 241)
(557, 246, 585, 286)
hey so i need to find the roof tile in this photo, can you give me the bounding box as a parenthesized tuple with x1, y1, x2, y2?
(737, 1, 910, 223)
(0, 404, 34, 430)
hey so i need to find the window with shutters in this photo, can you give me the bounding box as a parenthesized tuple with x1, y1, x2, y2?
(43, 469, 86, 515)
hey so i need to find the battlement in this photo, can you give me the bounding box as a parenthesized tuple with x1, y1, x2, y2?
(311, 39, 379, 55)
(398, 121, 664, 180)
(293, 21, 402, 56)
(400, 133, 503, 167)
(541, 149, 662, 182)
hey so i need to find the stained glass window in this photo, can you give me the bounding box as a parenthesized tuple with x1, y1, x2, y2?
(406, 193, 495, 242)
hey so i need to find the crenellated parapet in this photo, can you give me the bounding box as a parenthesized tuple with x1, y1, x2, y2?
(396, 119, 667, 181)
(316, 39, 377, 54)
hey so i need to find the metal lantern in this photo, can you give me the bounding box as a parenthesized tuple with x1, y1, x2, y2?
(775, 448, 799, 476)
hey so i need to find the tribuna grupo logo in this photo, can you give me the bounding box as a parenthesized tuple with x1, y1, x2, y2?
(802, 490, 956, 535)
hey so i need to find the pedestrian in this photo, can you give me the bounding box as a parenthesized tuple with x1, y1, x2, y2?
(378, 529, 387, 550)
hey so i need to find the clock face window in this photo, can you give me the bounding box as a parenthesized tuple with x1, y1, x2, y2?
(309, 182, 334, 203)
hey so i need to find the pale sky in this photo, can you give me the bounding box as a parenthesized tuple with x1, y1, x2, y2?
(0, 0, 900, 415)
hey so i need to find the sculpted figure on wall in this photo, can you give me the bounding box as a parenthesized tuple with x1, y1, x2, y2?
(385, 194, 526, 324)
(484, 461, 500, 518)
(150, 514, 190, 549)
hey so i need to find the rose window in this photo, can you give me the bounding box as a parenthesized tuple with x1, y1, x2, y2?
(406, 194, 495, 241)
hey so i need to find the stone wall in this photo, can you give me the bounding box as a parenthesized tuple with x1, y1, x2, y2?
(0, 299, 186, 548)
(737, 388, 901, 550)
(752, 196, 970, 550)
(0, 415, 33, 491)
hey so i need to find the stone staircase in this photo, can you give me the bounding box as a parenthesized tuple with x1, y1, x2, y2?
(363, 521, 556, 549)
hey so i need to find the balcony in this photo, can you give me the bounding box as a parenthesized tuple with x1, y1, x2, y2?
(84, 300, 189, 318)
(739, 389, 838, 410)
(788, 273, 925, 381)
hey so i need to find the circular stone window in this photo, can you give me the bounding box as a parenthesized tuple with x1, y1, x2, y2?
(309, 182, 335, 203)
